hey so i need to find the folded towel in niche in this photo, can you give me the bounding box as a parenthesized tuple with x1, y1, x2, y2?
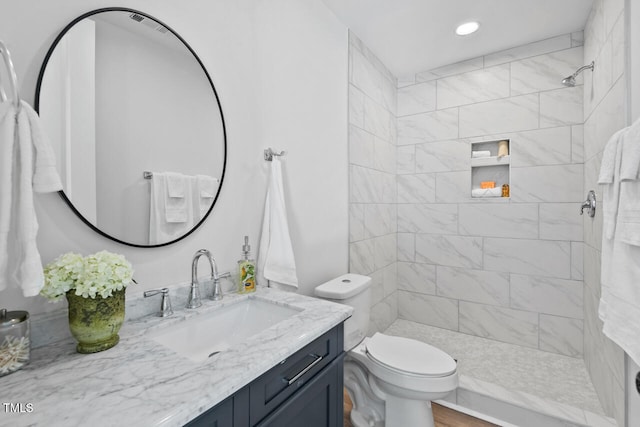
(471, 150, 491, 158)
(471, 187, 502, 198)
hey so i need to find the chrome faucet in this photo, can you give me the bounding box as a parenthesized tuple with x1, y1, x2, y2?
(188, 249, 231, 308)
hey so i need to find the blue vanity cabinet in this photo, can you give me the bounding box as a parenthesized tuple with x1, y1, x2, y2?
(184, 387, 249, 427)
(184, 323, 344, 427)
(254, 354, 345, 427)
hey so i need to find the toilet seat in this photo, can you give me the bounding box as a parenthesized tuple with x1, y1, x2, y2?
(365, 333, 456, 377)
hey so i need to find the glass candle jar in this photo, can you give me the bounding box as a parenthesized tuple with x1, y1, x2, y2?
(0, 309, 30, 377)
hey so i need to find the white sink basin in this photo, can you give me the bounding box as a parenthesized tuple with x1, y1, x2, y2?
(147, 298, 301, 362)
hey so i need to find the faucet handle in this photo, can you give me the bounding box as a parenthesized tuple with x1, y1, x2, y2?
(216, 271, 231, 280)
(211, 272, 231, 301)
(144, 288, 173, 317)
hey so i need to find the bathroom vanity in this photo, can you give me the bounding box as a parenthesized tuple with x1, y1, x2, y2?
(1, 288, 352, 427)
(187, 325, 344, 426)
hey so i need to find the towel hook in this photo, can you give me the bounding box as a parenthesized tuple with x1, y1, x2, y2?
(580, 190, 596, 218)
(264, 148, 286, 161)
(0, 41, 20, 110)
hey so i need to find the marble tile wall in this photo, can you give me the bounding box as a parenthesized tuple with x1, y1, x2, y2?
(395, 32, 587, 359)
(348, 33, 398, 334)
(582, 0, 626, 424)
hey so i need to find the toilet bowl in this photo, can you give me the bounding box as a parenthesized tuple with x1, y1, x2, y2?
(315, 274, 458, 427)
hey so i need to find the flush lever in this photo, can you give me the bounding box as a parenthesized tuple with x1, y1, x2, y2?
(580, 190, 596, 218)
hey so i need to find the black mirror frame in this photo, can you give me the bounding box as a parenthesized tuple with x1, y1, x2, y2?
(34, 7, 227, 248)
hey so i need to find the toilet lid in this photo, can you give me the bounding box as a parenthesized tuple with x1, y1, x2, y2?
(365, 333, 456, 377)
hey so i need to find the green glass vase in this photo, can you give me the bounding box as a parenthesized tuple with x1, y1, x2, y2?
(66, 288, 125, 354)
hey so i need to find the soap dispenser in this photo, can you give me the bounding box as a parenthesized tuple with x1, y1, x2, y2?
(238, 236, 256, 293)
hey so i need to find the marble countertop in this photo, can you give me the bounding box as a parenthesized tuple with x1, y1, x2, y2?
(1, 287, 352, 427)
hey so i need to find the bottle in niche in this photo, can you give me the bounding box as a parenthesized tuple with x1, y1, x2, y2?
(237, 236, 256, 293)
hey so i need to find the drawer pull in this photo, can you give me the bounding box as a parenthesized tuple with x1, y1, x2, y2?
(284, 353, 323, 385)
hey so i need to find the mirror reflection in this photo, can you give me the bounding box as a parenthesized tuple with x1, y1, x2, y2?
(36, 8, 226, 247)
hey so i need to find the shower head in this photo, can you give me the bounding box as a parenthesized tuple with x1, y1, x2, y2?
(562, 61, 595, 87)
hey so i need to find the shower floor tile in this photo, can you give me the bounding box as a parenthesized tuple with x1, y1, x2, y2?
(384, 319, 605, 417)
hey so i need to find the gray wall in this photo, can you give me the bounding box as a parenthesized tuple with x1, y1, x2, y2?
(348, 34, 399, 334)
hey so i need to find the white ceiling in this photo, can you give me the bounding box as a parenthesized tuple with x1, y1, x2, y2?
(321, 0, 595, 78)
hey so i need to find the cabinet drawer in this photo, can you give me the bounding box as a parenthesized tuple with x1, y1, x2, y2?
(249, 324, 343, 425)
(255, 353, 345, 427)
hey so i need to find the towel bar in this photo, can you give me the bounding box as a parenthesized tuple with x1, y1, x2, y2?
(0, 41, 21, 110)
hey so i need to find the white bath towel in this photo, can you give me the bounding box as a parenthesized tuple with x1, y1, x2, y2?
(620, 118, 640, 180)
(149, 172, 195, 244)
(599, 119, 640, 366)
(615, 118, 640, 246)
(0, 101, 62, 296)
(471, 150, 491, 158)
(471, 187, 502, 198)
(598, 128, 626, 239)
(258, 157, 298, 290)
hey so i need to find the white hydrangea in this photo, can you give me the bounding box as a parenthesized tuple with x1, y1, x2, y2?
(42, 251, 134, 301)
(41, 253, 84, 301)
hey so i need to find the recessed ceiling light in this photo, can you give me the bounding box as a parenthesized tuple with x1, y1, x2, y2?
(456, 21, 480, 36)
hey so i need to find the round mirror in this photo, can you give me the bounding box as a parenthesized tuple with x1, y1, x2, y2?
(35, 8, 226, 247)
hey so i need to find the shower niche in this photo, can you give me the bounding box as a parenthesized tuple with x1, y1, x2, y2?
(470, 139, 510, 199)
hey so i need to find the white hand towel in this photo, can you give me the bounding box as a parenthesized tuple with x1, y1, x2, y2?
(163, 172, 189, 223)
(149, 172, 195, 245)
(0, 101, 63, 296)
(195, 175, 218, 220)
(258, 157, 298, 290)
(196, 174, 218, 198)
(165, 172, 185, 198)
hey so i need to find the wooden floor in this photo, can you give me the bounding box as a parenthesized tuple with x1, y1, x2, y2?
(343, 389, 498, 427)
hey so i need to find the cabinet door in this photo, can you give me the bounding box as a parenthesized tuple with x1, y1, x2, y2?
(184, 396, 233, 427)
(255, 354, 344, 427)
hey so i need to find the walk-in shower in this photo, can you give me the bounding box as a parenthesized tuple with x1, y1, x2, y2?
(562, 61, 595, 86)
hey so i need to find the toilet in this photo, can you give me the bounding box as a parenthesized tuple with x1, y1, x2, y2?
(315, 274, 458, 427)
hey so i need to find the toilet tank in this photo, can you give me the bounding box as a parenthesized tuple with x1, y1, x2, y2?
(314, 274, 371, 351)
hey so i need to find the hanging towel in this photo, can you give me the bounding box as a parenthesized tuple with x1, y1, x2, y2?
(163, 172, 189, 223)
(616, 118, 640, 246)
(165, 172, 185, 198)
(0, 101, 63, 296)
(195, 175, 218, 220)
(599, 118, 640, 366)
(598, 128, 626, 239)
(149, 172, 194, 244)
(258, 157, 298, 290)
(620, 119, 640, 180)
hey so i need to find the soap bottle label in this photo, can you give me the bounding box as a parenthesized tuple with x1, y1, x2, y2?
(239, 260, 256, 293)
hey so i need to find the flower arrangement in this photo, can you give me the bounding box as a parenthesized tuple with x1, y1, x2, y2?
(42, 251, 134, 301)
